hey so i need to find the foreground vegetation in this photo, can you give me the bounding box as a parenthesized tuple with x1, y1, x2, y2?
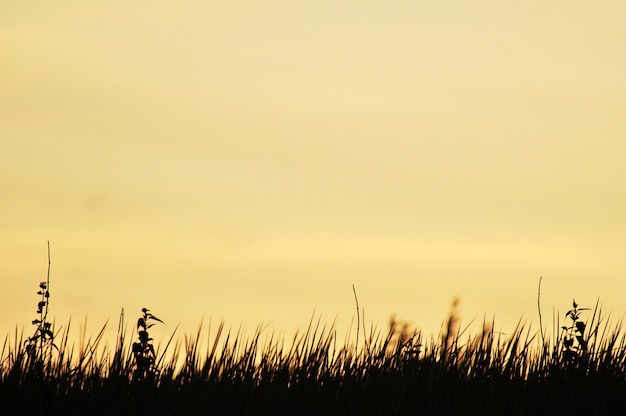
(3, 301, 626, 414)
(2, 249, 626, 414)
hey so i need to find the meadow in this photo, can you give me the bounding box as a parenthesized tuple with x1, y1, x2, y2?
(3, 260, 626, 415)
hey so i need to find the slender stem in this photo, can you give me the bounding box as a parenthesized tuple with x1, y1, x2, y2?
(43, 242, 52, 356)
(537, 276, 546, 354)
(44, 241, 51, 322)
(352, 284, 360, 354)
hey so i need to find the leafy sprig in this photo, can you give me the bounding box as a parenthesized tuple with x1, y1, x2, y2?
(24, 242, 57, 374)
(560, 299, 590, 365)
(132, 308, 164, 381)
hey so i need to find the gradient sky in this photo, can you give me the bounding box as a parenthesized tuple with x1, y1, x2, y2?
(2, 1, 625, 345)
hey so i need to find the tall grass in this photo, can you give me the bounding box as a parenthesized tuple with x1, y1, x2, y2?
(2, 301, 626, 415)
(3, 250, 626, 414)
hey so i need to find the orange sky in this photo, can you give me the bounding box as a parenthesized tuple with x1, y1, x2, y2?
(2, 1, 625, 346)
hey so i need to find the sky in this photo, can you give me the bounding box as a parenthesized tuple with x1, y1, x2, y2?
(2, 1, 625, 347)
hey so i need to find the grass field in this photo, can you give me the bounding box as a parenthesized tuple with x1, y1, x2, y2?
(2, 263, 626, 415)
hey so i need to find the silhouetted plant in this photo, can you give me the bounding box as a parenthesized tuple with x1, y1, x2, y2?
(560, 299, 590, 365)
(132, 307, 164, 381)
(24, 242, 57, 375)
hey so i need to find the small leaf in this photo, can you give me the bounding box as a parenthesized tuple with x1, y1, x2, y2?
(139, 330, 150, 343)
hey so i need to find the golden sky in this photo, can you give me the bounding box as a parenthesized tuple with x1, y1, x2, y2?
(2, 1, 625, 343)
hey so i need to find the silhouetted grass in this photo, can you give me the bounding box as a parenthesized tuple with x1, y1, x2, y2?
(3, 300, 626, 415)
(3, 251, 626, 414)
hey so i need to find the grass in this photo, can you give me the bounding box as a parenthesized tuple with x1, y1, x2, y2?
(2, 250, 626, 414)
(3, 302, 626, 414)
